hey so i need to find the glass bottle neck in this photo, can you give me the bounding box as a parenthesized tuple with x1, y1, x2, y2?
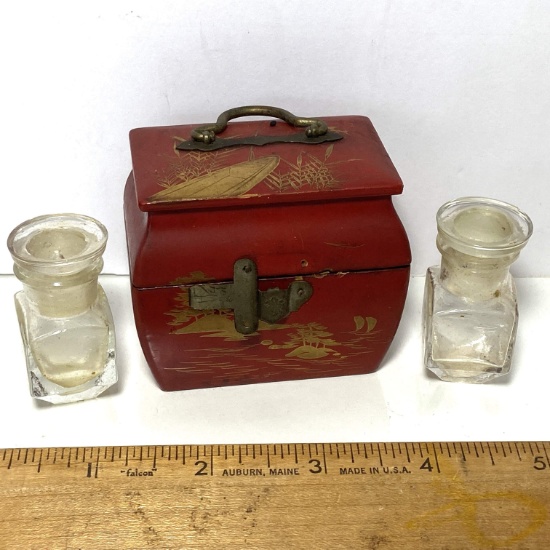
(438, 242, 517, 301)
(14, 259, 103, 317)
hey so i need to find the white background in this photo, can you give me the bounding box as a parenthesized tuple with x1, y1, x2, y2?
(0, 1, 549, 448)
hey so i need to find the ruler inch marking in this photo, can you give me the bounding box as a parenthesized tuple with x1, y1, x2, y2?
(5, 441, 549, 490)
(431, 443, 441, 474)
(487, 443, 495, 466)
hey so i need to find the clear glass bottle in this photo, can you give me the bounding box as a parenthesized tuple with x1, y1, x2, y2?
(423, 197, 532, 383)
(7, 214, 117, 403)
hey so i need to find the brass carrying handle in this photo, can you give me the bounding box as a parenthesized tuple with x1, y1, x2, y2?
(191, 105, 328, 144)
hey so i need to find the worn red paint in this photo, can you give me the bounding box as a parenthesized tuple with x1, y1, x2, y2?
(124, 114, 411, 391)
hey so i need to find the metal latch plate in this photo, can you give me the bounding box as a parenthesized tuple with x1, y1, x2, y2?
(189, 259, 313, 334)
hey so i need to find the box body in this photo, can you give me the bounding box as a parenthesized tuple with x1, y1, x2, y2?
(124, 113, 411, 390)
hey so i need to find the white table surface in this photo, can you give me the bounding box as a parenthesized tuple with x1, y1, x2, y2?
(0, 274, 547, 449)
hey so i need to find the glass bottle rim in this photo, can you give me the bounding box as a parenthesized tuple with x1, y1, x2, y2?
(436, 196, 533, 258)
(7, 213, 108, 269)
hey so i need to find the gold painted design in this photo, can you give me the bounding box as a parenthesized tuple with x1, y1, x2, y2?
(165, 288, 379, 366)
(262, 145, 339, 192)
(264, 323, 341, 359)
(160, 148, 233, 188)
(149, 156, 279, 201)
(151, 138, 349, 203)
(354, 316, 377, 332)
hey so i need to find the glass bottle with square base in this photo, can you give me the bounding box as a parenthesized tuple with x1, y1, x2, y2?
(423, 197, 532, 383)
(7, 214, 117, 404)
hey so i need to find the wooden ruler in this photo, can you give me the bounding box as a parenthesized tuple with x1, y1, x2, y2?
(1, 442, 549, 549)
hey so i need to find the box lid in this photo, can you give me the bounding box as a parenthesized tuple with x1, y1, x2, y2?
(129, 110, 403, 212)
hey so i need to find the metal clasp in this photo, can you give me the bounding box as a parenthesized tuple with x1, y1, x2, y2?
(189, 259, 313, 334)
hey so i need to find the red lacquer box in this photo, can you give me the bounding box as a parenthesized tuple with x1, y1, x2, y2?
(124, 106, 411, 391)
